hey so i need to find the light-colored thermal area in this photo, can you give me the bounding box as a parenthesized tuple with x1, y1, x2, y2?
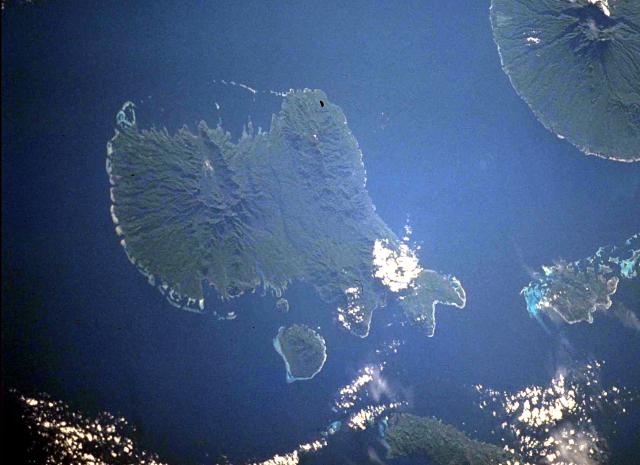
(589, 0, 611, 17)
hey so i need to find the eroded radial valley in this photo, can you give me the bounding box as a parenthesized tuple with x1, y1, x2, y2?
(490, 0, 640, 161)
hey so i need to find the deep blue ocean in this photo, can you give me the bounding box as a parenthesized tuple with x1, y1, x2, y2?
(2, 1, 640, 464)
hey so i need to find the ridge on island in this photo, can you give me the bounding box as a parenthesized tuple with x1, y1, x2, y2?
(273, 324, 327, 383)
(107, 89, 466, 340)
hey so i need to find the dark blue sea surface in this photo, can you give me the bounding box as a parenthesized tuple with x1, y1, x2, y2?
(2, 1, 639, 464)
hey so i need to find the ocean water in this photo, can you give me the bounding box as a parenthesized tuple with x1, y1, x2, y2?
(2, 1, 639, 464)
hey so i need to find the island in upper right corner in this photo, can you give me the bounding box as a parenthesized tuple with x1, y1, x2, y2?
(490, 0, 640, 162)
(522, 234, 639, 324)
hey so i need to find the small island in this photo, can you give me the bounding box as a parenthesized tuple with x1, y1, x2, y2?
(522, 234, 638, 324)
(275, 298, 290, 313)
(273, 324, 327, 383)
